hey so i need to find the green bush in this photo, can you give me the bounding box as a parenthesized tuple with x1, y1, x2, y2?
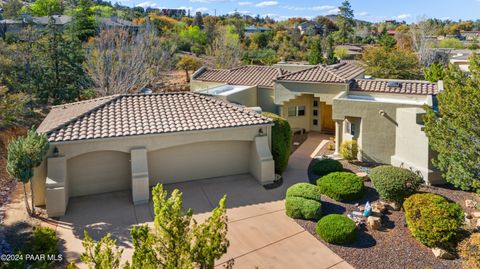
(317, 172, 364, 202)
(311, 159, 343, 177)
(403, 193, 464, 248)
(262, 112, 292, 175)
(369, 165, 422, 203)
(458, 233, 480, 269)
(32, 227, 58, 256)
(340, 140, 358, 160)
(285, 183, 322, 220)
(316, 214, 357, 245)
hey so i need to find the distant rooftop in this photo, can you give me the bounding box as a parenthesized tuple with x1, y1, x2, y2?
(351, 79, 438, 95)
(276, 62, 365, 83)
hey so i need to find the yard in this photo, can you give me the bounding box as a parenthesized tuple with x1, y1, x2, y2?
(288, 155, 479, 269)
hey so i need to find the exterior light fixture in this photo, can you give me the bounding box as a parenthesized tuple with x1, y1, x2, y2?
(53, 147, 59, 157)
(258, 128, 264, 136)
(379, 110, 386, 117)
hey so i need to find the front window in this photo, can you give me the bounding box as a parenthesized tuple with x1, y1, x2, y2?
(297, 106, 305, 116)
(346, 122, 356, 136)
(287, 106, 306, 117)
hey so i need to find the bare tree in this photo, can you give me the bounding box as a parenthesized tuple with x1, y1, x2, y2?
(410, 18, 438, 66)
(206, 25, 241, 69)
(85, 23, 175, 96)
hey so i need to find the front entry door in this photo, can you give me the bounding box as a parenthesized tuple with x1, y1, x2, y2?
(321, 103, 335, 133)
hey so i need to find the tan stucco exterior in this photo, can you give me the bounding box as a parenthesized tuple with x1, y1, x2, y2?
(33, 125, 275, 217)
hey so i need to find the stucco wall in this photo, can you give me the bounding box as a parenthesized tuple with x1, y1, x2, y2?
(148, 141, 250, 184)
(257, 87, 277, 113)
(333, 98, 425, 164)
(68, 151, 131, 197)
(280, 94, 313, 131)
(226, 87, 258, 107)
(275, 81, 348, 105)
(190, 80, 225, 92)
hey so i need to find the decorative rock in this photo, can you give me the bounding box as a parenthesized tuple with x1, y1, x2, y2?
(367, 216, 382, 230)
(466, 200, 477, 208)
(356, 172, 369, 181)
(477, 219, 480, 229)
(465, 212, 473, 219)
(431, 248, 455, 260)
(372, 202, 387, 214)
(473, 212, 480, 218)
(381, 201, 401, 211)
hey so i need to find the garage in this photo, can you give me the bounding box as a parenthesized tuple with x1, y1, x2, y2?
(68, 151, 131, 197)
(148, 141, 251, 184)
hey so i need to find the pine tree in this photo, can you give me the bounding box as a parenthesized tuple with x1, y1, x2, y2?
(308, 36, 324, 65)
(333, 1, 355, 44)
(325, 35, 337, 65)
(424, 62, 446, 82)
(72, 0, 97, 42)
(423, 55, 480, 192)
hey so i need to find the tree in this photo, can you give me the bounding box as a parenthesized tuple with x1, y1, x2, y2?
(361, 47, 421, 79)
(410, 19, 439, 66)
(436, 38, 465, 49)
(423, 55, 480, 192)
(27, 0, 63, 16)
(307, 36, 324, 65)
(209, 25, 241, 69)
(0, 86, 28, 129)
(332, 1, 355, 44)
(334, 47, 349, 60)
(325, 34, 337, 65)
(81, 184, 229, 268)
(193, 11, 203, 27)
(82, 232, 123, 269)
(71, 0, 96, 42)
(261, 112, 292, 175)
(424, 62, 445, 82)
(6, 129, 49, 216)
(378, 31, 397, 50)
(242, 48, 277, 65)
(2, 0, 24, 19)
(176, 55, 203, 83)
(32, 17, 88, 105)
(86, 25, 174, 96)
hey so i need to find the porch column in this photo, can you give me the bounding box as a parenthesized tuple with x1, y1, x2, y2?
(249, 135, 275, 185)
(333, 120, 343, 157)
(45, 156, 67, 217)
(131, 148, 149, 205)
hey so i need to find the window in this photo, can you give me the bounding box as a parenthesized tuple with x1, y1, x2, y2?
(313, 119, 318, 126)
(313, 100, 319, 107)
(287, 106, 306, 117)
(288, 107, 296, 117)
(313, 110, 318, 116)
(297, 106, 305, 116)
(346, 122, 356, 136)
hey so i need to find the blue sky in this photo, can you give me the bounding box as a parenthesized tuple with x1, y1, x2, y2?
(120, 0, 480, 22)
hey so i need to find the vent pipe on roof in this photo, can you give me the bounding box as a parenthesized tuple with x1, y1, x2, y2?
(437, 80, 444, 92)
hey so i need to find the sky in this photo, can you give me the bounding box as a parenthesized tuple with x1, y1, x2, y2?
(118, 0, 480, 23)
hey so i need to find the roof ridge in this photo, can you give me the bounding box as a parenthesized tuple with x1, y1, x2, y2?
(51, 95, 118, 109)
(197, 92, 270, 120)
(276, 65, 320, 80)
(356, 78, 435, 84)
(45, 95, 122, 135)
(323, 64, 350, 82)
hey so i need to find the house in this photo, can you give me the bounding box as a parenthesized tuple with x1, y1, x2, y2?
(33, 92, 275, 216)
(460, 30, 480, 41)
(0, 15, 72, 37)
(244, 25, 271, 35)
(297, 21, 324, 36)
(191, 63, 443, 185)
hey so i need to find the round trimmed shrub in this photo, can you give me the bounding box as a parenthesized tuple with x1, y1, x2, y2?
(317, 172, 364, 202)
(311, 159, 343, 177)
(369, 165, 422, 203)
(285, 183, 322, 220)
(316, 214, 357, 245)
(403, 193, 464, 248)
(340, 140, 358, 160)
(458, 233, 480, 269)
(262, 112, 292, 175)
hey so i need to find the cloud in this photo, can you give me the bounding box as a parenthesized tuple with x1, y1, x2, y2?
(238, 1, 253, 6)
(356, 11, 368, 16)
(196, 7, 209, 12)
(282, 5, 338, 14)
(395, 14, 411, 20)
(255, 1, 278, 7)
(190, 0, 226, 3)
(135, 1, 157, 8)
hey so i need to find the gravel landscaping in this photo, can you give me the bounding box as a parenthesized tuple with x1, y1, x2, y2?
(297, 158, 477, 269)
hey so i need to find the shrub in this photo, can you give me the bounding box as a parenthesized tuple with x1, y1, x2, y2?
(458, 233, 480, 269)
(316, 214, 357, 245)
(317, 172, 364, 202)
(369, 165, 422, 203)
(285, 183, 322, 220)
(262, 112, 292, 175)
(340, 140, 358, 160)
(32, 227, 58, 256)
(311, 159, 343, 178)
(403, 193, 464, 248)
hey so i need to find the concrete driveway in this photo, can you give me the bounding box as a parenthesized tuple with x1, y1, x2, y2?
(54, 133, 352, 269)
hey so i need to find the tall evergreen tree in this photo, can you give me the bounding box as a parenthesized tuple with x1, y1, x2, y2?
(325, 35, 337, 65)
(32, 17, 87, 105)
(333, 1, 355, 44)
(72, 0, 97, 42)
(423, 55, 480, 192)
(308, 36, 324, 65)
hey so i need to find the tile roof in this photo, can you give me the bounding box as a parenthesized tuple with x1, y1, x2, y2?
(194, 65, 289, 87)
(276, 62, 364, 83)
(38, 92, 273, 143)
(351, 79, 438, 95)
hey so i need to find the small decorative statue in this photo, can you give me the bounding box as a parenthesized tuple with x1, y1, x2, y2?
(363, 201, 372, 217)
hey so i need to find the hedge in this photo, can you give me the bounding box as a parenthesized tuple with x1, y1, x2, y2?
(369, 165, 422, 203)
(317, 172, 364, 202)
(340, 140, 358, 160)
(262, 112, 292, 175)
(285, 183, 322, 220)
(311, 159, 343, 178)
(403, 193, 464, 248)
(316, 214, 357, 245)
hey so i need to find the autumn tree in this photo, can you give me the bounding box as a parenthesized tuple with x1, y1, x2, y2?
(424, 62, 445, 82)
(7, 129, 49, 216)
(176, 55, 203, 83)
(27, 0, 63, 16)
(361, 47, 421, 79)
(423, 55, 480, 192)
(209, 25, 241, 68)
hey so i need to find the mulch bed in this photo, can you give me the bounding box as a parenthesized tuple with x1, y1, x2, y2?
(297, 159, 476, 269)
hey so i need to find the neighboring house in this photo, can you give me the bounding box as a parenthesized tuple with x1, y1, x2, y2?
(99, 16, 139, 29)
(0, 15, 72, 37)
(335, 45, 364, 60)
(297, 21, 323, 36)
(191, 62, 443, 185)
(33, 92, 275, 216)
(448, 49, 479, 72)
(460, 30, 480, 41)
(244, 25, 271, 35)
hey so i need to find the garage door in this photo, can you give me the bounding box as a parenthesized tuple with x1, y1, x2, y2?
(68, 151, 131, 197)
(148, 141, 251, 185)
